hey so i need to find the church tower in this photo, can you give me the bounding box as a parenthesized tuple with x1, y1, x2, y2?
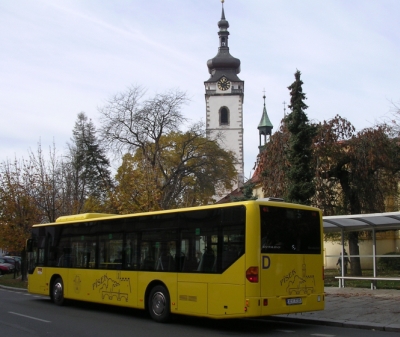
(205, 1, 244, 195)
(258, 94, 273, 153)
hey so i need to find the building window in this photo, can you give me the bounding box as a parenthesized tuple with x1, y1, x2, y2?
(220, 107, 229, 125)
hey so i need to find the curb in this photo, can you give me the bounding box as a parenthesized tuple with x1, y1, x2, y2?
(263, 315, 400, 333)
(0, 284, 28, 293)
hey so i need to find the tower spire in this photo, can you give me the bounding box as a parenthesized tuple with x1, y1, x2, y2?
(258, 92, 273, 153)
(206, 0, 241, 82)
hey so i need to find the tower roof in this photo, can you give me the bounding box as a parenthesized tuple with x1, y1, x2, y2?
(205, 1, 242, 83)
(258, 95, 273, 133)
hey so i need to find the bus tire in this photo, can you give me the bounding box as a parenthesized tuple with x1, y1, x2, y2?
(52, 277, 66, 306)
(148, 285, 171, 323)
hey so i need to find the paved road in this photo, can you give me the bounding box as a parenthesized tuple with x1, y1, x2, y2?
(1, 284, 400, 335)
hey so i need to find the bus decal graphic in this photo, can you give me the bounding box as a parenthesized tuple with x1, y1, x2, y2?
(93, 272, 131, 302)
(282, 262, 316, 295)
(74, 275, 82, 293)
(280, 269, 296, 286)
(262, 256, 270, 269)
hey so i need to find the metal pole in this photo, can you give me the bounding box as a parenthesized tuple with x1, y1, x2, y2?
(341, 228, 345, 287)
(372, 228, 377, 289)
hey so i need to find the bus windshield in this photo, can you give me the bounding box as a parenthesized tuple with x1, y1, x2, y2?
(260, 205, 321, 254)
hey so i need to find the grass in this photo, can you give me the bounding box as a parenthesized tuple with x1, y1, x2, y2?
(0, 273, 28, 289)
(324, 268, 400, 289)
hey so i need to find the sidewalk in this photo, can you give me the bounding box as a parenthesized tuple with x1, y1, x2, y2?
(267, 287, 400, 332)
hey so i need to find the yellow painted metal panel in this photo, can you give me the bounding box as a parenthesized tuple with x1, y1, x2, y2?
(208, 284, 245, 316)
(177, 282, 208, 314)
(28, 267, 49, 295)
(260, 254, 324, 298)
(244, 202, 262, 298)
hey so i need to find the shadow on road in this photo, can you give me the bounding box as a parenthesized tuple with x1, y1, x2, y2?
(29, 296, 310, 335)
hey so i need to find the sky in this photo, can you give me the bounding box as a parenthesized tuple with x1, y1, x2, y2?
(1, 0, 400, 180)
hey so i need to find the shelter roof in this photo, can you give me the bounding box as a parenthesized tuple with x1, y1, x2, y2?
(323, 212, 400, 233)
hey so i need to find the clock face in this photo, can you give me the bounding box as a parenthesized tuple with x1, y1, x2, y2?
(217, 77, 230, 91)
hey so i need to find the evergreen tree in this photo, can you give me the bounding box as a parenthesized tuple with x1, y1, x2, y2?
(285, 70, 316, 205)
(67, 112, 112, 213)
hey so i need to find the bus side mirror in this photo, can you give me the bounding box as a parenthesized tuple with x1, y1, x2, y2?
(26, 239, 33, 253)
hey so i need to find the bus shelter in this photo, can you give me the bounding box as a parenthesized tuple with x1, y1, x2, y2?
(323, 212, 400, 287)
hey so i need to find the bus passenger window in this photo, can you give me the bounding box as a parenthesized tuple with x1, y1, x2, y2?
(197, 247, 215, 272)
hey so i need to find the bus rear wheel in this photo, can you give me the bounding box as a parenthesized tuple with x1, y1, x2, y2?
(52, 277, 66, 306)
(148, 285, 171, 323)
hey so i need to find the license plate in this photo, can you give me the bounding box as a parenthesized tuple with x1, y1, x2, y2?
(286, 298, 302, 305)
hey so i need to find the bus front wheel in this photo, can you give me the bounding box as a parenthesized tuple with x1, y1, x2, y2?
(52, 277, 66, 306)
(148, 285, 171, 323)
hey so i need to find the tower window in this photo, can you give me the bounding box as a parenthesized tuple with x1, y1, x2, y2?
(221, 37, 226, 46)
(220, 107, 229, 125)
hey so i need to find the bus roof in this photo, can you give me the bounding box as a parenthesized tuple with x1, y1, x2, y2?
(56, 213, 116, 223)
(32, 199, 320, 228)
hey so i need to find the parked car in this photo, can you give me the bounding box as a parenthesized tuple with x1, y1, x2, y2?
(1, 256, 20, 271)
(0, 258, 15, 274)
(0, 263, 11, 275)
(4, 256, 21, 262)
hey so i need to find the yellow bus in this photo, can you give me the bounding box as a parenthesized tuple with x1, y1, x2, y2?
(26, 199, 324, 322)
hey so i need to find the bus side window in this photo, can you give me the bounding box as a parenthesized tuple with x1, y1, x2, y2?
(99, 234, 123, 270)
(140, 241, 155, 271)
(221, 226, 245, 270)
(125, 233, 138, 270)
(58, 247, 74, 267)
(140, 229, 178, 271)
(197, 247, 215, 272)
(37, 237, 46, 266)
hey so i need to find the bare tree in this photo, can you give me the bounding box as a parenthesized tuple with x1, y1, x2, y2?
(99, 86, 237, 209)
(28, 141, 64, 223)
(99, 85, 189, 163)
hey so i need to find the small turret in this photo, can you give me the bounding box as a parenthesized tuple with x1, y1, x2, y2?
(258, 94, 273, 153)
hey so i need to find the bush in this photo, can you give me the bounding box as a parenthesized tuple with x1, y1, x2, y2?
(378, 252, 400, 271)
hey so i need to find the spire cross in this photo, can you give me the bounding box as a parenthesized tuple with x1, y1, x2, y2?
(283, 101, 287, 116)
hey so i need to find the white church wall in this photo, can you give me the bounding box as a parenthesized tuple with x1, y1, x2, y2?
(207, 95, 243, 129)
